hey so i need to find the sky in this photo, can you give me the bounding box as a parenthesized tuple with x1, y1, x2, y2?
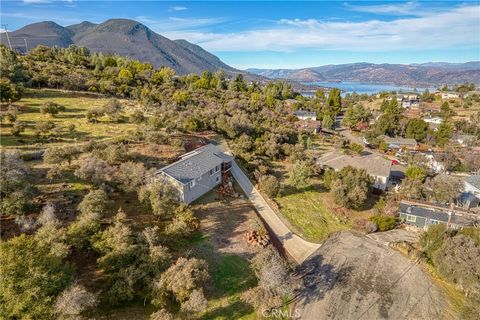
(1, 1, 480, 69)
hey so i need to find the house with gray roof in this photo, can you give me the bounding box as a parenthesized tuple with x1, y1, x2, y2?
(154, 144, 233, 204)
(464, 175, 480, 196)
(293, 109, 317, 121)
(378, 136, 418, 150)
(317, 150, 392, 190)
(399, 201, 476, 230)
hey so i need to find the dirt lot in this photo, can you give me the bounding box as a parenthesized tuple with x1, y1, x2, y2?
(193, 187, 263, 259)
(295, 231, 449, 320)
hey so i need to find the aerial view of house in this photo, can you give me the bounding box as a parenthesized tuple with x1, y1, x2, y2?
(317, 150, 392, 190)
(155, 144, 233, 204)
(379, 135, 418, 150)
(1, 1, 479, 319)
(399, 201, 479, 230)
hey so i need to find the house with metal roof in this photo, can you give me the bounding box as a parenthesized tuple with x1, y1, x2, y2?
(317, 150, 392, 190)
(399, 201, 473, 230)
(154, 144, 233, 204)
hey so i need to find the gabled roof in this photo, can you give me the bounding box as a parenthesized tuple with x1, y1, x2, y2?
(317, 150, 391, 178)
(465, 175, 480, 189)
(379, 136, 417, 146)
(399, 202, 453, 223)
(158, 144, 233, 184)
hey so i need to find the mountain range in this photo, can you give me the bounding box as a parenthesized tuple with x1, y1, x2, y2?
(0, 19, 239, 75)
(2, 19, 479, 86)
(247, 62, 480, 86)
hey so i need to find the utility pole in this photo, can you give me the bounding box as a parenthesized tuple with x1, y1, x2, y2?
(1, 24, 13, 50)
(23, 38, 28, 52)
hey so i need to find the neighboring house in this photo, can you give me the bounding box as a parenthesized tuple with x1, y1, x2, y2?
(387, 94, 419, 108)
(293, 109, 317, 121)
(317, 150, 392, 190)
(379, 136, 418, 150)
(399, 201, 474, 230)
(154, 144, 233, 204)
(423, 116, 443, 130)
(441, 92, 460, 100)
(402, 100, 419, 108)
(423, 116, 443, 125)
(464, 175, 480, 196)
(294, 119, 321, 134)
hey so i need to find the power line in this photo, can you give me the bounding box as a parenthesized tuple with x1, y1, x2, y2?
(1, 24, 12, 50)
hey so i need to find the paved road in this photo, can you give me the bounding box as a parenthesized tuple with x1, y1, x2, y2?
(231, 160, 320, 264)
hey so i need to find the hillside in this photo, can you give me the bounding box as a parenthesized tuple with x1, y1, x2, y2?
(0, 19, 239, 75)
(248, 62, 480, 86)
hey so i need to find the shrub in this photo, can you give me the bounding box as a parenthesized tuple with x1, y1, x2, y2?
(369, 215, 397, 231)
(330, 166, 372, 209)
(154, 257, 209, 306)
(40, 101, 64, 116)
(288, 160, 312, 189)
(258, 175, 280, 197)
(54, 284, 98, 318)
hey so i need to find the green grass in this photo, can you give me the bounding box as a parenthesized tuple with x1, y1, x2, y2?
(189, 240, 257, 320)
(1, 89, 137, 147)
(213, 255, 257, 296)
(202, 254, 257, 320)
(275, 186, 352, 243)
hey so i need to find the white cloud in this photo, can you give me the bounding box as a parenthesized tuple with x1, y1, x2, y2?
(160, 5, 480, 53)
(169, 6, 187, 12)
(22, 0, 51, 3)
(344, 1, 421, 15)
(136, 16, 226, 32)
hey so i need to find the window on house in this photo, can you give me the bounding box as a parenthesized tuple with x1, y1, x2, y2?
(406, 215, 416, 222)
(209, 169, 214, 175)
(215, 175, 220, 183)
(215, 165, 220, 172)
(189, 179, 195, 189)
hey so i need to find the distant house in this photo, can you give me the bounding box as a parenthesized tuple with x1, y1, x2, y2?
(387, 94, 419, 108)
(294, 119, 321, 134)
(293, 109, 317, 121)
(399, 201, 474, 230)
(441, 92, 460, 100)
(317, 150, 392, 190)
(423, 116, 443, 125)
(379, 136, 418, 150)
(402, 100, 419, 108)
(154, 144, 233, 204)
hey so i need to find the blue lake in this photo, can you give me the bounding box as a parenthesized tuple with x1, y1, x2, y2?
(303, 81, 433, 96)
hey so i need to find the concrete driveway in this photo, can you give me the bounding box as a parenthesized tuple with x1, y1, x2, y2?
(231, 160, 320, 264)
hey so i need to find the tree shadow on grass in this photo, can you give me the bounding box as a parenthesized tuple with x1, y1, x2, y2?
(280, 183, 326, 197)
(199, 300, 254, 320)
